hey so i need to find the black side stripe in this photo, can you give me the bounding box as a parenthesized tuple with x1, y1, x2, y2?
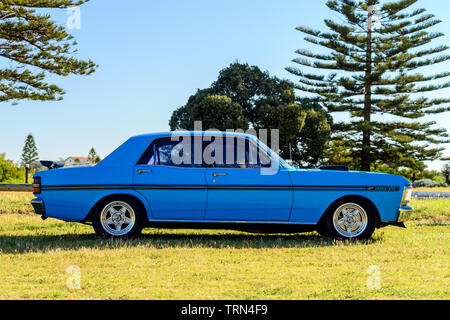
(41, 184, 400, 192)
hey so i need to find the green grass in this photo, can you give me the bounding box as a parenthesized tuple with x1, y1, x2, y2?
(0, 192, 34, 215)
(0, 192, 449, 300)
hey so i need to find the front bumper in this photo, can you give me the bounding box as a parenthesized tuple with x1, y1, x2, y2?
(380, 205, 414, 228)
(398, 205, 414, 222)
(31, 198, 46, 216)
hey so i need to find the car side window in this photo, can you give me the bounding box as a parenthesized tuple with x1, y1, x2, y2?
(138, 138, 202, 168)
(204, 137, 272, 169)
(157, 141, 177, 166)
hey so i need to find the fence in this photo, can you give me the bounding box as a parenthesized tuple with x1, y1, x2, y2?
(0, 184, 33, 192)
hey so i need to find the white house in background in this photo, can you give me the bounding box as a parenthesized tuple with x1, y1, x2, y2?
(64, 156, 92, 167)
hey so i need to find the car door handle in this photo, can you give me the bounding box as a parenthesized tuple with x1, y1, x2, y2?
(138, 170, 152, 174)
(213, 173, 228, 177)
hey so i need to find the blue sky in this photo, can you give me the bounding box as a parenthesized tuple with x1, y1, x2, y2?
(1, 0, 449, 170)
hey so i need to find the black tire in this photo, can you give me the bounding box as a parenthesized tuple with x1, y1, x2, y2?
(92, 196, 145, 239)
(315, 221, 329, 238)
(320, 197, 376, 241)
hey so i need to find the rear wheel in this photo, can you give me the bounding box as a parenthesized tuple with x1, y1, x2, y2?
(321, 198, 376, 241)
(92, 198, 145, 238)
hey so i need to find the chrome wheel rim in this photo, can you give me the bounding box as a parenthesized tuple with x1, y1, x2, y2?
(100, 201, 136, 236)
(332, 203, 368, 238)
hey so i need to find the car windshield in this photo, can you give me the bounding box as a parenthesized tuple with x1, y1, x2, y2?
(255, 138, 292, 169)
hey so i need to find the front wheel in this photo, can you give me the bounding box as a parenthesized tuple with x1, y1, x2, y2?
(321, 199, 376, 241)
(92, 198, 145, 238)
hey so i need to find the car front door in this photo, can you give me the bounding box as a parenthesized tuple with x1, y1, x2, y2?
(204, 137, 293, 221)
(134, 137, 206, 220)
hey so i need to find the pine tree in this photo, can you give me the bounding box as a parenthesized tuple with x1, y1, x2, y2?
(287, 0, 450, 172)
(0, 0, 97, 104)
(21, 133, 38, 167)
(443, 162, 450, 184)
(88, 147, 100, 163)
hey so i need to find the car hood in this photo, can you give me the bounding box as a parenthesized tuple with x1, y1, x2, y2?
(286, 168, 411, 188)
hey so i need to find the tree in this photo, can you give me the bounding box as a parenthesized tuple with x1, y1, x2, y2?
(287, 0, 450, 172)
(170, 62, 307, 156)
(443, 162, 450, 184)
(254, 103, 306, 160)
(283, 97, 333, 167)
(0, 153, 24, 183)
(88, 147, 101, 163)
(211, 63, 297, 125)
(21, 133, 38, 168)
(170, 90, 249, 131)
(0, 0, 97, 105)
(294, 108, 332, 167)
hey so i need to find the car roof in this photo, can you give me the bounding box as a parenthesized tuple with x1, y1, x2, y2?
(131, 131, 258, 140)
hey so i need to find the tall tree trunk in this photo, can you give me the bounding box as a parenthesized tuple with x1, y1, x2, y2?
(362, 9, 373, 172)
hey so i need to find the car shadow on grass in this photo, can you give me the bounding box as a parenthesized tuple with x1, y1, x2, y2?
(0, 230, 383, 254)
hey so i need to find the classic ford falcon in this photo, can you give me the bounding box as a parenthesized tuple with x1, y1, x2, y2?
(31, 131, 413, 240)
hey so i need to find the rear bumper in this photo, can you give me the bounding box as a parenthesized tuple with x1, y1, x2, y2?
(31, 198, 46, 216)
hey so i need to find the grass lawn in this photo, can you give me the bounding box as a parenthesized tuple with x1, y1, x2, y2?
(0, 192, 448, 300)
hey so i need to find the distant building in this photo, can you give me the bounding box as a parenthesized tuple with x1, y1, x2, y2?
(64, 156, 92, 166)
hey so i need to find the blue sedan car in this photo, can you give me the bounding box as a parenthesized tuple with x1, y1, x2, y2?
(31, 131, 413, 240)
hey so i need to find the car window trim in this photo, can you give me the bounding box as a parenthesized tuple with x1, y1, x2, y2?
(136, 135, 276, 169)
(208, 137, 273, 170)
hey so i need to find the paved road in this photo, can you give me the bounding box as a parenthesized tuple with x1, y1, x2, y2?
(412, 192, 450, 199)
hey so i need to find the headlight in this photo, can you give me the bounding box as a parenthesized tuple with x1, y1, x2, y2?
(401, 185, 413, 206)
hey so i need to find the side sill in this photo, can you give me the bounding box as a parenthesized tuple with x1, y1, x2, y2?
(145, 220, 317, 233)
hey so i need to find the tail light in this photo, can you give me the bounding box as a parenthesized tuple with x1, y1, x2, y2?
(33, 177, 41, 194)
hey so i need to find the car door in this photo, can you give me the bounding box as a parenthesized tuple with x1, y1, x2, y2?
(204, 137, 293, 221)
(134, 137, 206, 220)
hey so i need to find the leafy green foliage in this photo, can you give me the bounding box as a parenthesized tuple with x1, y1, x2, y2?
(170, 62, 308, 157)
(287, 0, 450, 172)
(0, 153, 24, 183)
(291, 98, 332, 167)
(256, 102, 306, 160)
(170, 90, 249, 131)
(20, 133, 38, 167)
(211, 63, 297, 124)
(0, 0, 97, 104)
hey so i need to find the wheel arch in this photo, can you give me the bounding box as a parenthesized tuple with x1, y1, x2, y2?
(83, 192, 150, 223)
(317, 194, 381, 228)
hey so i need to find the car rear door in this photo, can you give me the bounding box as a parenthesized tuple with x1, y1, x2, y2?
(134, 137, 206, 220)
(204, 137, 293, 221)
